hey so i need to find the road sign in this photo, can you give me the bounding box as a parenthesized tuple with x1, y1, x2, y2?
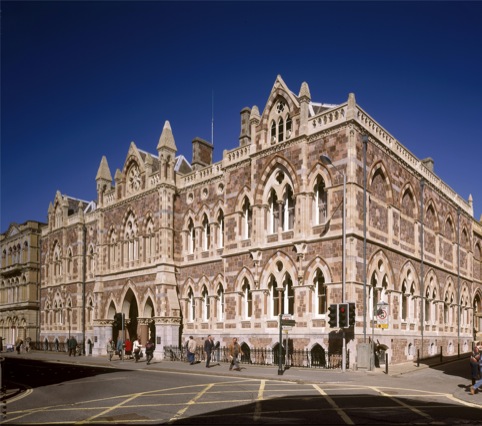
(376, 301, 389, 329)
(281, 319, 296, 327)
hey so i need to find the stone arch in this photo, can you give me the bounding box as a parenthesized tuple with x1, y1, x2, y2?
(424, 200, 440, 233)
(196, 203, 211, 223)
(368, 160, 394, 205)
(399, 182, 418, 217)
(259, 251, 297, 290)
(104, 295, 117, 318)
(119, 286, 140, 340)
(398, 260, 420, 293)
(235, 186, 253, 212)
(234, 267, 255, 291)
(197, 275, 211, 294)
(367, 250, 395, 292)
(181, 277, 196, 298)
(254, 155, 300, 204)
(444, 214, 456, 242)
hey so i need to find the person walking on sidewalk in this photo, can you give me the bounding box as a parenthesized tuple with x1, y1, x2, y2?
(106, 338, 115, 361)
(15, 338, 23, 354)
(471, 376, 482, 395)
(133, 337, 142, 362)
(470, 345, 480, 385)
(204, 335, 215, 368)
(68, 336, 78, 357)
(228, 337, 244, 371)
(187, 336, 197, 365)
(145, 339, 155, 365)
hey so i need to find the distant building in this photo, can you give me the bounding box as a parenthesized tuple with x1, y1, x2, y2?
(36, 76, 482, 365)
(0, 221, 44, 348)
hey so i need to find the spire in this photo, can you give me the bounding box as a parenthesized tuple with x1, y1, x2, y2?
(95, 156, 112, 183)
(299, 81, 311, 102)
(157, 120, 177, 152)
(250, 105, 261, 124)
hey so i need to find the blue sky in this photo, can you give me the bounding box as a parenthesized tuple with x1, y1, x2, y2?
(1, 1, 481, 233)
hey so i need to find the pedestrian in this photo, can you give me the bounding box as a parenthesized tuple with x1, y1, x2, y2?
(68, 336, 78, 357)
(204, 335, 215, 368)
(116, 338, 124, 359)
(106, 338, 115, 361)
(145, 339, 155, 365)
(25, 338, 31, 352)
(470, 344, 480, 385)
(124, 338, 133, 359)
(212, 340, 220, 362)
(471, 376, 482, 395)
(15, 338, 23, 354)
(228, 337, 244, 371)
(133, 337, 142, 362)
(187, 336, 197, 365)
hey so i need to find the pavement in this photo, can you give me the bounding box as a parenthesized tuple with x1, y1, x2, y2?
(1, 350, 481, 408)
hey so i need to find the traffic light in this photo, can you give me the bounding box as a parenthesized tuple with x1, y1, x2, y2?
(349, 302, 356, 326)
(338, 303, 348, 328)
(328, 304, 338, 328)
(113, 313, 122, 329)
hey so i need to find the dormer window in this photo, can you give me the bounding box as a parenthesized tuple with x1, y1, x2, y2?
(270, 99, 292, 144)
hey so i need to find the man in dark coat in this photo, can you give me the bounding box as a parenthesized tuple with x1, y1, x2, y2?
(204, 335, 215, 368)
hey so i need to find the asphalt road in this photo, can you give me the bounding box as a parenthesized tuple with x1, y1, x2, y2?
(2, 354, 482, 424)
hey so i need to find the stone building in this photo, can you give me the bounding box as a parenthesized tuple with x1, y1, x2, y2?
(37, 76, 482, 366)
(0, 221, 44, 349)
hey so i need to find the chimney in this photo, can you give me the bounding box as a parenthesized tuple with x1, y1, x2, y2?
(239, 107, 251, 147)
(422, 157, 434, 172)
(192, 137, 213, 170)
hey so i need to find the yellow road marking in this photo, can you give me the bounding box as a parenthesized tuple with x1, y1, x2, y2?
(78, 392, 145, 424)
(253, 379, 266, 421)
(369, 386, 433, 421)
(167, 383, 214, 423)
(313, 384, 354, 424)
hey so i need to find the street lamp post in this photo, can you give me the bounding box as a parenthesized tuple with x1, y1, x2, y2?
(420, 178, 425, 359)
(320, 154, 346, 372)
(362, 135, 368, 343)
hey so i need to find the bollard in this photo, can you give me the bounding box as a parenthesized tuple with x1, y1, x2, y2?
(417, 349, 420, 367)
(440, 346, 443, 363)
(0, 357, 5, 420)
(385, 353, 388, 375)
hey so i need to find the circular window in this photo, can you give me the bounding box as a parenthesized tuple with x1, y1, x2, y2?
(218, 183, 224, 194)
(202, 188, 209, 199)
(276, 100, 285, 114)
(187, 193, 194, 204)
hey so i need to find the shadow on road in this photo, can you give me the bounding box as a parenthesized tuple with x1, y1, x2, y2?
(3, 357, 123, 391)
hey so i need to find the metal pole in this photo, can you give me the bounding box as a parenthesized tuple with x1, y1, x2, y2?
(319, 153, 347, 372)
(420, 179, 425, 359)
(362, 135, 368, 343)
(82, 224, 87, 356)
(342, 172, 346, 372)
(457, 207, 460, 349)
(278, 314, 283, 375)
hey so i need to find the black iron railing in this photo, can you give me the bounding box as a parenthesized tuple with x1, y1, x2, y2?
(163, 345, 347, 369)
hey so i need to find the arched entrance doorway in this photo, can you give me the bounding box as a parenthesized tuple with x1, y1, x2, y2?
(124, 288, 139, 341)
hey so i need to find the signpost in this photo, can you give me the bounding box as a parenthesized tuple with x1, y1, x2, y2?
(376, 301, 389, 329)
(278, 314, 296, 375)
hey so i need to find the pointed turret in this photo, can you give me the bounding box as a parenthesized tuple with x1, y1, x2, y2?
(157, 120, 177, 153)
(299, 81, 311, 134)
(299, 81, 311, 101)
(95, 156, 113, 206)
(346, 92, 356, 120)
(157, 120, 177, 182)
(96, 156, 112, 186)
